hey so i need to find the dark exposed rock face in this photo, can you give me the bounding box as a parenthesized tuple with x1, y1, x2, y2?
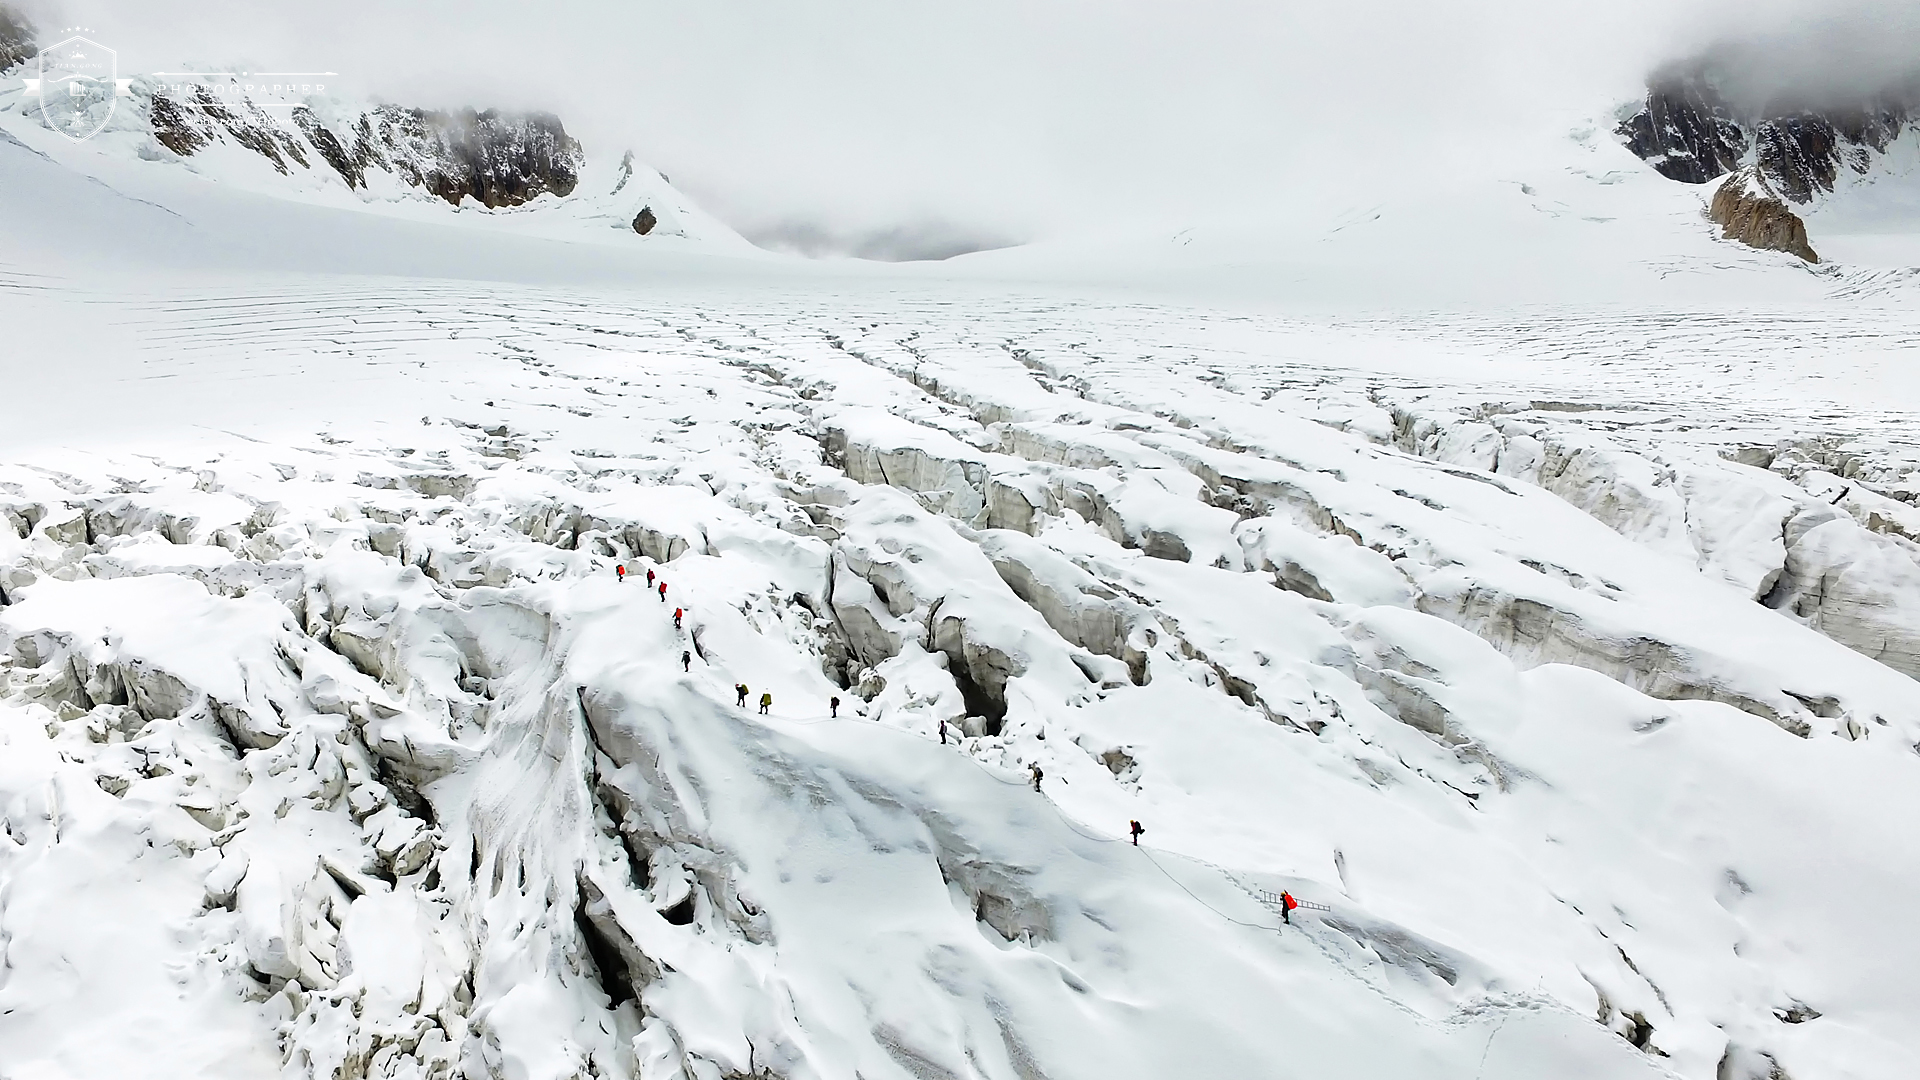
(632, 207, 657, 235)
(1620, 60, 1917, 258)
(370, 107, 582, 208)
(1709, 168, 1819, 263)
(9, 2, 592, 215)
(1751, 101, 1911, 203)
(0, 3, 32, 73)
(1619, 65, 1917, 205)
(1752, 112, 1843, 203)
(152, 86, 311, 174)
(146, 86, 584, 209)
(1617, 73, 1748, 184)
(292, 107, 365, 187)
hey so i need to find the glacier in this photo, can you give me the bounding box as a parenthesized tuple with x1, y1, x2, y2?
(2, 29, 1920, 1080)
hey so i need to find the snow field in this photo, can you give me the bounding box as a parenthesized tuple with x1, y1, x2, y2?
(0, 272, 1917, 1080)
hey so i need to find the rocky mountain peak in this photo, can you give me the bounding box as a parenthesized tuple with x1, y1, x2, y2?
(0, 2, 35, 73)
(1617, 70, 1748, 185)
(1619, 64, 1918, 204)
(1619, 56, 1919, 260)
(148, 86, 584, 210)
(0, 0, 602, 219)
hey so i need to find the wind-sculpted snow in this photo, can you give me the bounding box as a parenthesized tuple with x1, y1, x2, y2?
(3, 279, 1920, 1080)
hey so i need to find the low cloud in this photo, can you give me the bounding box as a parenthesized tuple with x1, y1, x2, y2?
(1656, 0, 1920, 111)
(19, 0, 1918, 248)
(744, 220, 1024, 263)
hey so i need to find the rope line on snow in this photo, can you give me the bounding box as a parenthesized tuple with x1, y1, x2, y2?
(1138, 847, 1289, 933)
(639, 582, 1328, 937)
(1040, 798, 1123, 843)
(646, 582, 1569, 1056)
(738, 697, 1041, 793)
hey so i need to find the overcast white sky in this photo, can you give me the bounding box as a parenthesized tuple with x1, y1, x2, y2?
(14, 0, 1919, 258)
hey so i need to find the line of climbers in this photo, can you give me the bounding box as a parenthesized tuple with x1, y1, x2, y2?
(613, 562, 668, 601)
(619, 564, 1311, 923)
(622, 561, 831, 726)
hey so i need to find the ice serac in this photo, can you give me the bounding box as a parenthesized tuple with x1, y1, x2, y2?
(5, 220, 1920, 1078)
(1382, 397, 1920, 683)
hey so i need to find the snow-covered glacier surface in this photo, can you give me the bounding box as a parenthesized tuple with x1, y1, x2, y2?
(4, 263, 1920, 1080)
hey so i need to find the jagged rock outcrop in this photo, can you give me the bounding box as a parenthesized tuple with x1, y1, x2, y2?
(365, 106, 583, 208)
(148, 87, 584, 208)
(150, 88, 313, 172)
(1752, 101, 1910, 204)
(1709, 167, 1818, 263)
(0, 2, 35, 73)
(1619, 60, 1918, 258)
(1617, 71, 1749, 184)
(1619, 65, 1916, 203)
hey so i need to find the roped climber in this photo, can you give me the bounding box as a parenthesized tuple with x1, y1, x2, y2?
(1129, 820, 1144, 845)
(616, 564, 626, 582)
(759, 691, 772, 715)
(658, 581, 668, 602)
(1029, 763, 1043, 792)
(829, 696, 840, 718)
(682, 650, 691, 672)
(736, 683, 749, 707)
(673, 607, 683, 630)
(1280, 890, 1298, 924)
(646, 568, 655, 585)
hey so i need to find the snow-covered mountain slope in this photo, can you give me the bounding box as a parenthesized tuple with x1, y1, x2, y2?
(5, 17, 1920, 1079)
(3, 240, 1920, 1080)
(1617, 63, 1920, 264)
(935, 65, 1920, 299)
(0, 11, 746, 252)
(925, 113, 1903, 309)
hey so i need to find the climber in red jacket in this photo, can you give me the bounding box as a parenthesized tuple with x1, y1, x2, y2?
(673, 607, 683, 630)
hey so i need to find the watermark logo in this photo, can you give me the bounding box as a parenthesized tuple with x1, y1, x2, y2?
(150, 72, 335, 110)
(22, 30, 132, 142)
(16, 27, 338, 143)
